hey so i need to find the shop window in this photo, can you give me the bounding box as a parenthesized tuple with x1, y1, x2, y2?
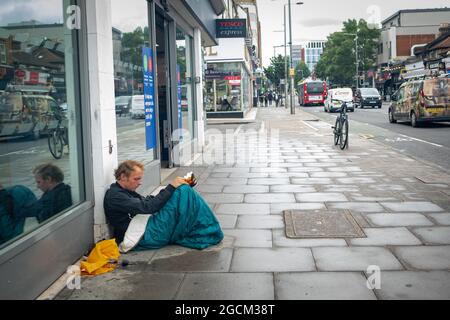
(204, 62, 243, 112)
(111, 0, 155, 163)
(0, 0, 84, 248)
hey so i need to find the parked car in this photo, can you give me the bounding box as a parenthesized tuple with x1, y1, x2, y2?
(324, 88, 355, 113)
(354, 87, 382, 109)
(115, 95, 131, 117)
(388, 77, 450, 127)
(0, 93, 62, 139)
(129, 95, 145, 119)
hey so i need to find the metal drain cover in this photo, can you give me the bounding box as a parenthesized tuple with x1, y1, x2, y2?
(283, 209, 366, 238)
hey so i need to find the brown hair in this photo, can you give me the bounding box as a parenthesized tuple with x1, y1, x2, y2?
(114, 160, 144, 180)
(33, 163, 64, 183)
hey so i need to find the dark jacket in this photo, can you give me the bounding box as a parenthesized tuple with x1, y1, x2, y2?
(17, 183, 72, 223)
(103, 183, 176, 244)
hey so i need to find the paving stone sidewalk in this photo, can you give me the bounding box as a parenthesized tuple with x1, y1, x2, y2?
(56, 106, 450, 300)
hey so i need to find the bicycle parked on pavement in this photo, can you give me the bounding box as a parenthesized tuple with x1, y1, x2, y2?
(331, 99, 349, 150)
(48, 108, 68, 159)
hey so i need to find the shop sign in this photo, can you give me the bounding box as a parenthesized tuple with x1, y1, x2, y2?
(15, 70, 25, 78)
(228, 79, 241, 85)
(216, 19, 247, 38)
(205, 69, 240, 80)
(142, 47, 156, 150)
(428, 62, 440, 70)
(224, 76, 241, 81)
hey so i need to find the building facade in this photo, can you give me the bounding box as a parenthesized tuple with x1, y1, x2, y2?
(204, 0, 261, 118)
(376, 8, 450, 97)
(0, 0, 225, 299)
(305, 40, 325, 72)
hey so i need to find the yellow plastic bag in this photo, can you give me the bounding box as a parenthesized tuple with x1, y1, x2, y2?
(80, 239, 120, 276)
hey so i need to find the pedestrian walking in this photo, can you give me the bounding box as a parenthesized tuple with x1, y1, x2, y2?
(268, 91, 273, 106)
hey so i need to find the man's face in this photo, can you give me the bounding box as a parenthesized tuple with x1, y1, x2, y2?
(120, 167, 143, 192)
(35, 175, 52, 192)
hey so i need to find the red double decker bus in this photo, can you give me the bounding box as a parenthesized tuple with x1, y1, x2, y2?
(298, 79, 327, 106)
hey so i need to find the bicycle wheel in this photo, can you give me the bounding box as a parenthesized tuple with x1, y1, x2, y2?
(48, 130, 64, 159)
(339, 118, 349, 150)
(333, 116, 341, 145)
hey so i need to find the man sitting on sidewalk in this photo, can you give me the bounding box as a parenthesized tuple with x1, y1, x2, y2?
(103, 160, 223, 252)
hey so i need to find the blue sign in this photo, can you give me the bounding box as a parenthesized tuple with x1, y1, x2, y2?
(142, 47, 156, 150)
(177, 65, 182, 140)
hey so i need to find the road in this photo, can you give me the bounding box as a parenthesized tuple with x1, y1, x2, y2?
(299, 102, 450, 172)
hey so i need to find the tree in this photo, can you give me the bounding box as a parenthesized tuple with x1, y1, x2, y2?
(264, 55, 288, 89)
(315, 19, 380, 87)
(294, 61, 310, 86)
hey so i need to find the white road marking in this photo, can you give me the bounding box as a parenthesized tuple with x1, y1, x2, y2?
(301, 120, 319, 131)
(399, 134, 443, 148)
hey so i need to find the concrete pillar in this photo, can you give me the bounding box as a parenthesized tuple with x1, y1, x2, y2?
(85, 0, 117, 241)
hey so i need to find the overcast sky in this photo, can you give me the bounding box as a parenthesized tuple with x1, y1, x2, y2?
(1, 0, 449, 68)
(259, 0, 450, 66)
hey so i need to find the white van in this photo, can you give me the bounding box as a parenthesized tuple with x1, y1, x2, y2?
(324, 88, 355, 113)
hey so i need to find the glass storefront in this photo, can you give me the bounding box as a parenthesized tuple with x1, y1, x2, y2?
(204, 62, 251, 114)
(176, 27, 195, 141)
(0, 0, 84, 248)
(111, 0, 155, 164)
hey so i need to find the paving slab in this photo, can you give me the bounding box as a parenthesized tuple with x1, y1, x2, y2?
(337, 177, 377, 184)
(237, 215, 284, 229)
(270, 185, 316, 193)
(304, 163, 339, 167)
(310, 172, 348, 178)
(295, 193, 348, 202)
(223, 229, 272, 247)
(380, 201, 444, 212)
(411, 227, 450, 245)
(215, 203, 270, 215)
(231, 248, 316, 272)
(176, 273, 274, 300)
(288, 167, 324, 173)
(213, 167, 250, 173)
(248, 178, 291, 185)
(148, 248, 233, 272)
(203, 178, 248, 185)
(216, 215, 238, 229)
(203, 193, 244, 204)
(195, 185, 224, 193)
(350, 228, 422, 246)
(275, 272, 377, 300)
(64, 269, 184, 300)
(209, 173, 230, 178)
(364, 213, 434, 227)
(394, 246, 450, 270)
(291, 178, 333, 185)
(328, 167, 362, 172)
(427, 213, 450, 225)
(245, 193, 296, 203)
(250, 167, 288, 173)
(272, 229, 347, 247)
(328, 202, 385, 213)
(313, 247, 404, 271)
(323, 185, 360, 192)
(223, 185, 269, 194)
(373, 271, 450, 300)
(229, 172, 269, 178)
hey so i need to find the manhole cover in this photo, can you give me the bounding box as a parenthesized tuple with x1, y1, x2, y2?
(283, 209, 366, 238)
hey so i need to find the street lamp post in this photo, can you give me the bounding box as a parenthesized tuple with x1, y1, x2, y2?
(343, 32, 359, 89)
(288, 1, 304, 115)
(284, 4, 288, 109)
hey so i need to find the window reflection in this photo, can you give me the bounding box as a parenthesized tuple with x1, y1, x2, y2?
(0, 0, 83, 248)
(111, 0, 154, 163)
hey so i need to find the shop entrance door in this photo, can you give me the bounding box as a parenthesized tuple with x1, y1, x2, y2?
(156, 12, 173, 168)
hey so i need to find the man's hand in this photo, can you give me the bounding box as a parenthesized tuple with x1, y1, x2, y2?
(170, 177, 189, 188)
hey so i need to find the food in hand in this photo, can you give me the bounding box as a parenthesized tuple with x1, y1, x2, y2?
(183, 172, 197, 187)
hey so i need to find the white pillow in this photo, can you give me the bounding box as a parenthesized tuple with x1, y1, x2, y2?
(119, 214, 151, 253)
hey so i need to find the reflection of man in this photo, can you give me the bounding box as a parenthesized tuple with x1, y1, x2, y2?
(17, 164, 72, 223)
